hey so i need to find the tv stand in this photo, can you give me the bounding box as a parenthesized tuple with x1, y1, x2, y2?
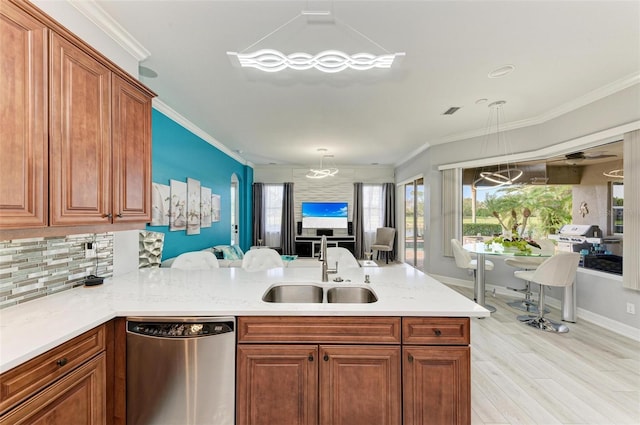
(295, 235, 356, 258)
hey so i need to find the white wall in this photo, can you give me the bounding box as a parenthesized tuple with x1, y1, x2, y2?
(254, 165, 394, 235)
(396, 85, 640, 333)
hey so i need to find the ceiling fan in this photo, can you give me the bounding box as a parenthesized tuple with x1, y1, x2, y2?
(549, 151, 617, 165)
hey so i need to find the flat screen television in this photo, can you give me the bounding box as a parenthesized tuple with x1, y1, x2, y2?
(302, 202, 348, 229)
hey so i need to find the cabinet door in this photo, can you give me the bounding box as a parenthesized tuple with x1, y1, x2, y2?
(237, 345, 318, 425)
(49, 32, 111, 226)
(403, 346, 470, 425)
(111, 76, 152, 223)
(0, 353, 106, 425)
(319, 345, 401, 425)
(0, 2, 47, 229)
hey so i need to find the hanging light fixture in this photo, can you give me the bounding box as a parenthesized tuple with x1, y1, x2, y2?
(307, 148, 339, 179)
(227, 10, 405, 73)
(472, 100, 523, 190)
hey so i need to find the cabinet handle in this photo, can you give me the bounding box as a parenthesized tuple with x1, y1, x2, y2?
(56, 358, 68, 367)
(408, 354, 413, 363)
(102, 213, 112, 219)
(116, 213, 123, 218)
(308, 354, 314, 362)
(323, 354, 329, 361)
(434, 329, 442, 336)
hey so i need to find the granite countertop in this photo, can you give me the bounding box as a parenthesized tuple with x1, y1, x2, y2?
(0, 264, 488, 373)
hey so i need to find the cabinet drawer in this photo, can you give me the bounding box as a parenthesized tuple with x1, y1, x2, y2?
(238, 317, 401, 344)
(0, 353, 106, 425)
(402, 318, 469, 345)
(0, 324, 105, 414)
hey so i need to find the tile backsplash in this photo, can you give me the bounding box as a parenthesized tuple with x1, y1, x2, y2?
(0, 233, 114, 309)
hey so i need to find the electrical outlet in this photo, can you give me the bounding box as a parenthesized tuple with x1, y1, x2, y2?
(627, 303, 636, 315)
(85, 242, 97, 259)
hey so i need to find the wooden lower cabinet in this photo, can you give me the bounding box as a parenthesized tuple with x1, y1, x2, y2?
(237, 344, 401, 425)
(319, 345, 401, 425)
(402, 346, 470, 425)
(0, 352, 106, 425)
(237, 316, 471, 425)
(237, 345, 318, 425)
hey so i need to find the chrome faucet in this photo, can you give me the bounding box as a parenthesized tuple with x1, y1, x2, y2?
(319, 235, 338, 282)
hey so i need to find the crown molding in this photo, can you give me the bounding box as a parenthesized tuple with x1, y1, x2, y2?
(397, 73, 640, 167)
(152, 99, 250, 167)
(67, 0, 150, 62)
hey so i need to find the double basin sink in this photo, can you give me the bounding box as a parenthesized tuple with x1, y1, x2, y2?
(262, 284, 377, 304)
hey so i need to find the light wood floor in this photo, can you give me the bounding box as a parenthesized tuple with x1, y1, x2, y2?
(448, 285, 640, 425)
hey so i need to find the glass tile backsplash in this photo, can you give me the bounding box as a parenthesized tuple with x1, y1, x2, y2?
(0, 233, 113, 309)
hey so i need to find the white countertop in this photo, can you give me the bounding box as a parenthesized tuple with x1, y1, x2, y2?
(0, 264, 488, 373)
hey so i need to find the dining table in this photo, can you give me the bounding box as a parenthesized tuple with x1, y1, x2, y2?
(463, 242, 554, 314)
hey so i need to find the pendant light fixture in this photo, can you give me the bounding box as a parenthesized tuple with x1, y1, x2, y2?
(227, 10, 405, 73)
(306, 148, 339, 179)
(472, 100, 523, 190)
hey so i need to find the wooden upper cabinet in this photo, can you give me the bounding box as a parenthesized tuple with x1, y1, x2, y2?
(49, 32, 111, 226)
(0, 2, 48, 229)
(112, 76, 152, 223)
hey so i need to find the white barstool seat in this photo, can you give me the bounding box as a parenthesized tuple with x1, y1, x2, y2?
(504, 239, 555, 313)
(514, 252, 580, 333)
(451, 239, 496, 312)
(241, 248, 284, 271)
(171, 251, 220, 270)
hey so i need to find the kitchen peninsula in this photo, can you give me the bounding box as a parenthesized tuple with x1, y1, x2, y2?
(0, 264, 487, 424)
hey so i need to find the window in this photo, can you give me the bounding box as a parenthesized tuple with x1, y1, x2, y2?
(362, 184, 384, 252)
(611, 181, 623, 235)
(264, 184, 283, 247)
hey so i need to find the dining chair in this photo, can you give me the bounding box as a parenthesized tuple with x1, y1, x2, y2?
(327, 247, 360, 269)
(514, 252, 580, 333)
(371, 227, 396, 264)
(171, 251, 220, 270)
(241, 248, 284, 271)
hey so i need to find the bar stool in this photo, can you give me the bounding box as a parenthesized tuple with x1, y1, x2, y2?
(451, 239, 496, 312)
(504, 239, 555, 313)
(514, 252, 580, 333)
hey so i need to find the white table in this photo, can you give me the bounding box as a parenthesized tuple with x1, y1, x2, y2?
(463, 242, 551, 313)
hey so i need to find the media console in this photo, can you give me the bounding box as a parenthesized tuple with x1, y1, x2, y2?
(295, 236, 356, 258)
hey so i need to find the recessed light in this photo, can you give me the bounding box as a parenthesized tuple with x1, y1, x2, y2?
(475, 98, 488, 105)
(488, 64, 515, 78)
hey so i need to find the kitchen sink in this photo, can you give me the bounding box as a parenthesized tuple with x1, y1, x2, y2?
(262, 284, 377, 304)
(326, 286, 378, 303)
(262, 284, 323, 303)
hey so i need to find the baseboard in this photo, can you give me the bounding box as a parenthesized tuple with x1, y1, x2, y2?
(430, 273, 640, 343)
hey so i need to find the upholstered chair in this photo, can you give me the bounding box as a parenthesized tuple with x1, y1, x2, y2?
(371, 227, 396, 264)
(241, 248, 284, 271)
(171, 251, 220, 270)
(327, 247, 360, 269)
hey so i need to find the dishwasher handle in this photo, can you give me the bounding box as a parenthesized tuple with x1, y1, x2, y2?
(126, 319, 234, 338)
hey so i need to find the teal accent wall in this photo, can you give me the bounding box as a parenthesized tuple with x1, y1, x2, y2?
(148, 109, 253, 260)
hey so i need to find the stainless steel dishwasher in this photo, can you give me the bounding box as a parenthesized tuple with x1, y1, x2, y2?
(126, 317, 235, 425)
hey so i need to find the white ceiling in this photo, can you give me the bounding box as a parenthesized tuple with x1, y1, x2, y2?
(93, 0, 640, 167)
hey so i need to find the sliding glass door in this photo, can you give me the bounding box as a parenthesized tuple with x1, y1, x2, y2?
(404, 177, 424, 269)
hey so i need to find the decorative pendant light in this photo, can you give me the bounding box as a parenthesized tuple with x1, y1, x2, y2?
(307, 148, 339, 179)
(472, 100, 523, 190)
(227, 10, 405, 73)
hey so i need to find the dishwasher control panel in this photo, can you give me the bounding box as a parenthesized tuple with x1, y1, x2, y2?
(127, 320, 234, 338)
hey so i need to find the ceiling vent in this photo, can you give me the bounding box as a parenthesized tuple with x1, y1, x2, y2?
(443, 106, 461, 115)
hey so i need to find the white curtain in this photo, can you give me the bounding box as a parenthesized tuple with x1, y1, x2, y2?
(362, 184, 384, 253)
(442, 168, 462, 257)
(264, 184, 283, 248)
